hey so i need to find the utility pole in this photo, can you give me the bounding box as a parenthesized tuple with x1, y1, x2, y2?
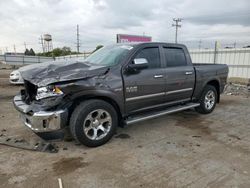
(233, 42, 236, 48)
(213, 41, 218, 64)
(13, 44, 16, 54)
(24, 42, 27, 51)
(76, 24, 80, 53)
(198, 40, 202, 50)
(39, 35, 44, 53)
(172, 18, 182, 43)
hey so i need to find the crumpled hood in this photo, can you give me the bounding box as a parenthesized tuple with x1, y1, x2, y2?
(19, 59, 109, 87)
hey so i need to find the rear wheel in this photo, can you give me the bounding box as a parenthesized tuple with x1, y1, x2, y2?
(70, 99, 118, 147)
(195, 85, 217, 114)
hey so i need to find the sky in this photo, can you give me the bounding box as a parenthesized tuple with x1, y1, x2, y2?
(0, 0, 250, 53)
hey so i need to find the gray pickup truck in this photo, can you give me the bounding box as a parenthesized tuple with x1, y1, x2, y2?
(14, 42, 228, 147)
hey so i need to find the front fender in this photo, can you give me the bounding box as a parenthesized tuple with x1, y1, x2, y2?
(69, 89, 125, 114)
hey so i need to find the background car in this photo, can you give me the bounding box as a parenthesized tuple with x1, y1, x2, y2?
(9, 70, 24, 84)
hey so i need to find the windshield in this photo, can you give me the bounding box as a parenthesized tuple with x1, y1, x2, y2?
(80, 44, 133, 66)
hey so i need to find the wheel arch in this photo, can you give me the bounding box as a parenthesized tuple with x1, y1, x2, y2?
(205, 79, 220, 103)
(69, 94, 123, 126)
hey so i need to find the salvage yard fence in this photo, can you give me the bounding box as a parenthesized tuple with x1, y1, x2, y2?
(55, 53, 91, 60)
(189, 48, 250, 78)
(0, 54, 54, 65)
(1, 48, 250, 79)
(0, 53, 91, 65)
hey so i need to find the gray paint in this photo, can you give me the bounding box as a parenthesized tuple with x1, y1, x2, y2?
(19, 59, 109, 87)
(15, 42, 229, 119)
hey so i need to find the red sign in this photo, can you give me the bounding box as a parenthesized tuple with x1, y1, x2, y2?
(117, 34, 152, 43)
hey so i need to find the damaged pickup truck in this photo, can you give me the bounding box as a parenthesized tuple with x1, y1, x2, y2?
(13, 43, 228, 147)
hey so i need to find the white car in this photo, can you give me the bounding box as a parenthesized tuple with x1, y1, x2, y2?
(9, 70, 24, 84)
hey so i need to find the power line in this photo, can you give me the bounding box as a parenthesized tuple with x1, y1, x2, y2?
(172, 18, 182, 43)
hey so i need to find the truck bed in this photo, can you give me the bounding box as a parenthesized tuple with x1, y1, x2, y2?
(192, 63, 229, 99)
(193, 63, 228, 75)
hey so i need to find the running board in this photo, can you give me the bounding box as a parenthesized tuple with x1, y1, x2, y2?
(125, 103, 200, 125)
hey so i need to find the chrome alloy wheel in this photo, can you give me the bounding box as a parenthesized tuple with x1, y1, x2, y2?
(204, 90, 215, 110)
(83, 109, 112, 140)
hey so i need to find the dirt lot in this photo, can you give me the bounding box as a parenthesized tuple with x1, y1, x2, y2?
(0, 68, 250, 188)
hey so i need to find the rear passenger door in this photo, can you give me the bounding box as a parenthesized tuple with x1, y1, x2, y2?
(163, 47, 195, 102)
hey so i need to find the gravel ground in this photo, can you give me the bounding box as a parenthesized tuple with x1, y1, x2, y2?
(224, 83, 250, 97)
(0, 69, 250, 188)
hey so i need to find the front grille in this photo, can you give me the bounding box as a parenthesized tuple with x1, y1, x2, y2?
(23, 80, 37, 104)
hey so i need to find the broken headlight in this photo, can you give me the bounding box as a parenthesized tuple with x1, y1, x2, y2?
(36, 85, 63, 100)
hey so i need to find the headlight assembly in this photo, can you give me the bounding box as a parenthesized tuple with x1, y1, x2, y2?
(36, 85, 63, 100)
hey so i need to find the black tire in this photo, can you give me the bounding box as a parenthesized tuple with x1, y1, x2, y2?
(70, 99, 118, 147)
(195, 85, 218, 114)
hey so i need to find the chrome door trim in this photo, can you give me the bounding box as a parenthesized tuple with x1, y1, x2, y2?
(126, 88, 193, 102)
(130, 98, 191, 114)
(126, 92, 165, 102)
(166, 88, 193, 95)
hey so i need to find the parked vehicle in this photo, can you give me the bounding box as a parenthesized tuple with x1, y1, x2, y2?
(9, 70, 24, 84)
(13, 43, 228, 147)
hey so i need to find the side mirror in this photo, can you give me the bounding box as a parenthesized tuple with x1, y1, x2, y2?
(129, 58, 148, 70)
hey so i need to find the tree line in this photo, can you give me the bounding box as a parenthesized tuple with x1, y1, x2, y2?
(24, 45, 104, 57)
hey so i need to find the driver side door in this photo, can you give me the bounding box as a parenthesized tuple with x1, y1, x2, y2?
(123, 46, 166, 113)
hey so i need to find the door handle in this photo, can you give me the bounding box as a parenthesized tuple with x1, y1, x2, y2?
(185, 72, 193, 75)
(154, 74, 163, 78)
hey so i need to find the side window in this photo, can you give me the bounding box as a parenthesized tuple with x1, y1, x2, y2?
(135, 47, 161, 68)
(163, 48, 187, 67)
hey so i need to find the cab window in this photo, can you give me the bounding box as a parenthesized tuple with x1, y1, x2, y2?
(134, 47, 161, 68)
(163, 48, 186, 67)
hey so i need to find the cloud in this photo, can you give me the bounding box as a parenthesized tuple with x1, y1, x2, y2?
(185, 12, 250, 26)
(0, 0, 249, 53)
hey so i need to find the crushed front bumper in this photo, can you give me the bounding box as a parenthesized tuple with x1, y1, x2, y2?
(13, 94, 68, 133)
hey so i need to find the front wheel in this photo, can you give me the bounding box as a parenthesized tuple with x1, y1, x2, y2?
(195, 85, 217, 114)
(70, 99, 118, 147)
